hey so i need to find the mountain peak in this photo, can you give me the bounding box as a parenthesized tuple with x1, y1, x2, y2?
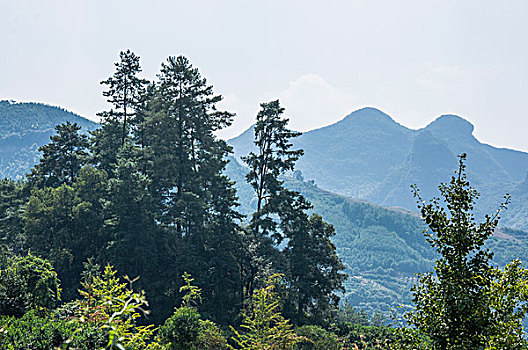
(343, 107, 395, 124)
(425, 114, 474, 136)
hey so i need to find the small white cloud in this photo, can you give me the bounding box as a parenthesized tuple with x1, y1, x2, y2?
(263, 73, 358, 132)
(216, 73, 359, 139)
(215, 92, 260, 140)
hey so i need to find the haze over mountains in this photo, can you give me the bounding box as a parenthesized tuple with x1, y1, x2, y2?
(3, 100, 528, 314)
(229, 107, 528, 230)
(3, 100, 527, 232)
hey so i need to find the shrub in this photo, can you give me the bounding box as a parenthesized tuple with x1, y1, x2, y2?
(0, 252, 61, 317)
(0, 310, 105, 350)
(294, 325, 342, 350)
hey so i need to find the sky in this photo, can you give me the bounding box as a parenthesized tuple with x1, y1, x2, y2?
(1, 0, 527, 151)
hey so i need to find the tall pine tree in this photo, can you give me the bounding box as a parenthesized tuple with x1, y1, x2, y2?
(137, 55, 242, 323)
(100, 49, 147, 146)
(92, 49, 147, 174)
(243, 100, 346, 325)
(241, 100, 303, 302)
(29, 121, 89, 188)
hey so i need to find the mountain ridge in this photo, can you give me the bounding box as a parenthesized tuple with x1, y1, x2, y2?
(0, 100, 98, 179)
(229, 107, 528, 230)
(2, 100, 528, 315)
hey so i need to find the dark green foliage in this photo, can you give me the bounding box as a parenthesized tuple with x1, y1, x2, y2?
(242, 100, 302, 240)
(29, 121, 90, 187)
(104, 144, 158, 289)
(158, 310, 228, 350)
(158, 274, 228, 350)
(0, 179, 27, 252)
(0, 310, 106, 350)
(242, 101, 346, 325)
(139, 55, 234, 231)
(92, 49, 148, 176)
(0, 262, 161, 349)
(91, 111, 124, 175)
(24, 167, 109, 300)
(133, 55, 242, 323)
(0, 252, 60, 317)
(100, 49, 147, 146)
(282, 210, 347, 324)
(294, 325, 342, 350)
(158, 306, 203, 350)
(1, 54, 245, 326)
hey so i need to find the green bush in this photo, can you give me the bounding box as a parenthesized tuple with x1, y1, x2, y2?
(294, 325, 342, 350)
(0, 310, 105, 350)
(337, 323, 395, 349)
(158, 306, 202, 350)
(196, 319, 228, 350)
(0, 252, 61, 317)
(158, 306, 227, 350)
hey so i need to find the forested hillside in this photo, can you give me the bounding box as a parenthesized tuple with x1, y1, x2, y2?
(1, 51, 366, 349)
(230, 108, 528, 230)
(3, 51, 528, 349)
(0, 100, 98, 179)
(226, 156, 528, 314)
(3, 97, 528, 320)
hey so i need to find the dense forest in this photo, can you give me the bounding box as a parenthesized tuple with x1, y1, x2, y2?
(1, 51, 528, 349)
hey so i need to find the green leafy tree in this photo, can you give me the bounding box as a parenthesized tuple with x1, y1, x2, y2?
(392, 154, 528, 350)
(282, 211, 346, 324)
(72, 264, 160, 350)
(29, 121, 89, 187)
(158, 273, 228, 350)
(140, 55, 234, 232)
(242, 100, 302, 241)
(241, 100, 303, 303)
(0, 309, 106, 350)
(91, 112, 124, 175)
(92, 50, 147, 177)
(0, 252, 61, 317)
(24, 167, 109, 300)
(229, 274, 305, 350)
(0, 179, 27, 252)
(242, 101, 346, 324)
(104, 143, 159, 296)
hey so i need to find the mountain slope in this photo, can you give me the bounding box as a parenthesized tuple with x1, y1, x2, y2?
(226, 156, 528, 313)
(229, 108, 528, 230)
(0, 100, 98, 179)
(2, 100, 528, 315)
(294, 107, 414, 198)
(369, 130, 458, 209)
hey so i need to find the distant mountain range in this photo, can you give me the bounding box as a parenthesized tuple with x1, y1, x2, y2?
(230, 107, 528, 230)
(0, 100, 98, 179)
(3, 101, 528, 314)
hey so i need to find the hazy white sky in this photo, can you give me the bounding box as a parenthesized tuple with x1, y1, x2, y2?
(1, 0, 527, 150)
